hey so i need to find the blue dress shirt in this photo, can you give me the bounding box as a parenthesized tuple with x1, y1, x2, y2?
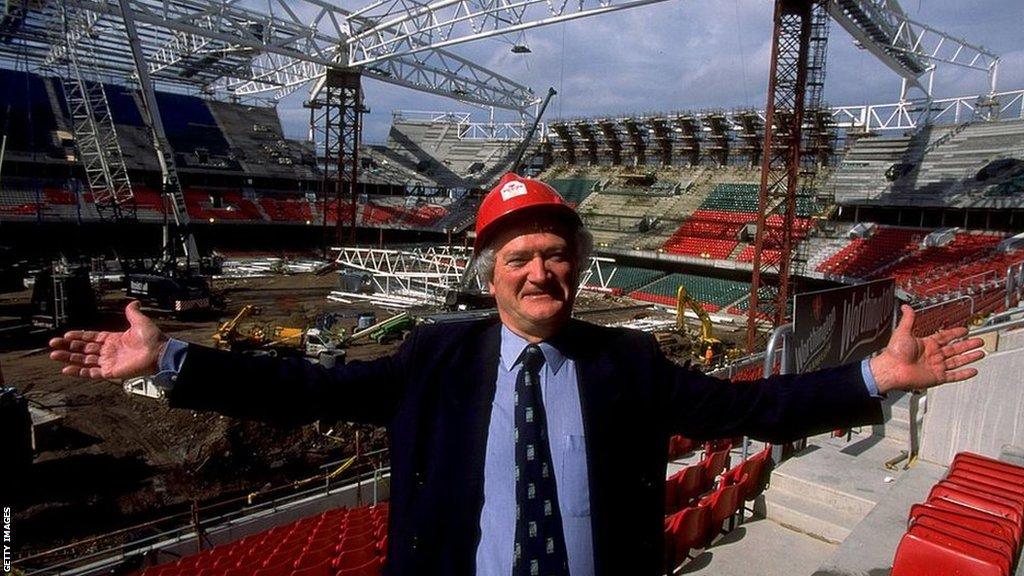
(475, 326, 593, 576)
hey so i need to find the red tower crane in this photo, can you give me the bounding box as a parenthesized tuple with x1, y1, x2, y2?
(746, 0, 831, 351)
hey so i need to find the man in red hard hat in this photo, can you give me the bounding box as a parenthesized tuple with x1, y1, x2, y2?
(472, 173, 591, 344)
(50, 172, 985, 576)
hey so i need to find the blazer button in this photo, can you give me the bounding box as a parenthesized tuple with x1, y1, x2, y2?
(411, 535, 419, 551)
(414, 471, 425, 486)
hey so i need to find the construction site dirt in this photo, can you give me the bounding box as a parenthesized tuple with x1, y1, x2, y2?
(4, 269, 675, 561)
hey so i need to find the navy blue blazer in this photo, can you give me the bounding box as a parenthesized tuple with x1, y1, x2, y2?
(168, 318, 882, 576)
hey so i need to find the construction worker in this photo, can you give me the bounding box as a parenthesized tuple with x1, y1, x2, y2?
(50, 173, 985, 576)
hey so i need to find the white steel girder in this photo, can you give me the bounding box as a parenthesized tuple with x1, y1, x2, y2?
(827, 0, 999, 94)
(545, 88, 1024, 151)
(831, 88, 1024, 131)
(345, 0, 675, 67)
(332, 245, 480, 305)
(330, 245, 612, 306)
(2, 0, 536, 110)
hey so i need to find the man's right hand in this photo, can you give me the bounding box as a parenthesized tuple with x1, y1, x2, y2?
(49, 301, 169, 379)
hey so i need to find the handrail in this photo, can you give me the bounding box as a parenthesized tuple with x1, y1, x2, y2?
(980, 305, 1024, 327)
(970, 316, 1024, 338)
(762, 323, 793, 378)
(751, 324, 792, 464)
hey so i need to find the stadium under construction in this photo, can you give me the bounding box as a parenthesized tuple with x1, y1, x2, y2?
(3, 0, 1024, 574)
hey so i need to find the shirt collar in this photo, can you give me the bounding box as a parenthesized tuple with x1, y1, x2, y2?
(499, 325, 568, 375)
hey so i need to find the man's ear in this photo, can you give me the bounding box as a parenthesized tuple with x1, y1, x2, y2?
(488, 280, 496, 295)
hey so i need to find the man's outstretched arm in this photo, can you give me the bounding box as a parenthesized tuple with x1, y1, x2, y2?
(48, 301, 409, 427)
(660, 303, 986, 443)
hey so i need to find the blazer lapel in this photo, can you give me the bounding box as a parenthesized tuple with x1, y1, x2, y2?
(442, 320, 501, 571)
(564, 320, 623, 576)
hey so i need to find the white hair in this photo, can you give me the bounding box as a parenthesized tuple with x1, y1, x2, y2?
(474, 225, 594, 284)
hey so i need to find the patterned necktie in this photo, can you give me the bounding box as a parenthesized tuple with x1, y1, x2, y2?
(513, 344, 570, 576)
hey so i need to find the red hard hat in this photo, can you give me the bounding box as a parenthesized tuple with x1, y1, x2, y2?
(474, 173, 580, 252)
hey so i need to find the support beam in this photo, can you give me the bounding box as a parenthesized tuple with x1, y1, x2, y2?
(747, 0, 818, 351)
(312, 68, 363, 247)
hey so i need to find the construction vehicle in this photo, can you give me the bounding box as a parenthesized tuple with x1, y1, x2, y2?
(655, 286, 725, 366)
(345, 311, 414, 345)
(126, 267, 218, 316)
(212, 305, 342, 358)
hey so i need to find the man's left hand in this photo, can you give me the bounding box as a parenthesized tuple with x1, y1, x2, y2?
(869, 304, 986, 395)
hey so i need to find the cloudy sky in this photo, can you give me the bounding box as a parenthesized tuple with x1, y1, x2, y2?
(276, 0, 1024, 143)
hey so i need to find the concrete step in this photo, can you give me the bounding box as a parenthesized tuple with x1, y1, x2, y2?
(763, 487, 861, 544)
(683, 515, 836, 576)
(877, 416, 911, 445)
(889, 392, 912, 424)
(763, 434, 908, 546)
(768, 466, 877, 519)
(867, 391, 920, 445)
(812, 459, 947, 576)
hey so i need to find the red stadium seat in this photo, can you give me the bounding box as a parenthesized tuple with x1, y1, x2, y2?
(294, 543, 335, 570)
(954, 452, 1024, 479)
(721, 459, 758, 504)
(890, 524, 1010, 576)
(927, 483, 1023, 526)
(334, 542, 378, 570)
(926, 497, 1022, 543)
(664, 473, 679, 514)
(699, 449, 731, 492)
(335, 556, 382, 576)
(290, 558, 333, 576)
(252, 562, 292, 576)
(947, 468, 1024, 497)
(909, 514, 1015, 563)
(668, 435, 694, 461)
(338, 532, 375, 553)
(677, 464, 704, 508)
(909, 503, 1019, 551)
(942, 475, 1024, 505)
(664, 503, 710, 572)
(700, 481, 743, 537)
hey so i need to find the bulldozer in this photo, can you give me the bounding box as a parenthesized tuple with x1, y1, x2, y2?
(654, 286, 726, 366)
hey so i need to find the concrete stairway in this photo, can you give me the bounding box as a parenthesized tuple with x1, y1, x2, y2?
(877, 391, 916, 445)
(763, 433, 910, 544)
(810, 459, 947, 576)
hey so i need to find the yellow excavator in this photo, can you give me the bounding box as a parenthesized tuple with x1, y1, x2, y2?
(656, 285, 725, 365)
(212, 305, 338, 357)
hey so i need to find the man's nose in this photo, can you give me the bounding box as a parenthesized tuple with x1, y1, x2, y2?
(525, 255, 548, 282)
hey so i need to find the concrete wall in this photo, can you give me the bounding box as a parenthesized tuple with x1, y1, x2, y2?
(920, 327, 1024, 465)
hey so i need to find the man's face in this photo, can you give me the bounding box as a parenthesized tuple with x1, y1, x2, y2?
(487, 224, 577, 342)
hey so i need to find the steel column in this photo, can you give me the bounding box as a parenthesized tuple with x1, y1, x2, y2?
(313, 68, 363, 246)
(746, 0, 817, 351)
